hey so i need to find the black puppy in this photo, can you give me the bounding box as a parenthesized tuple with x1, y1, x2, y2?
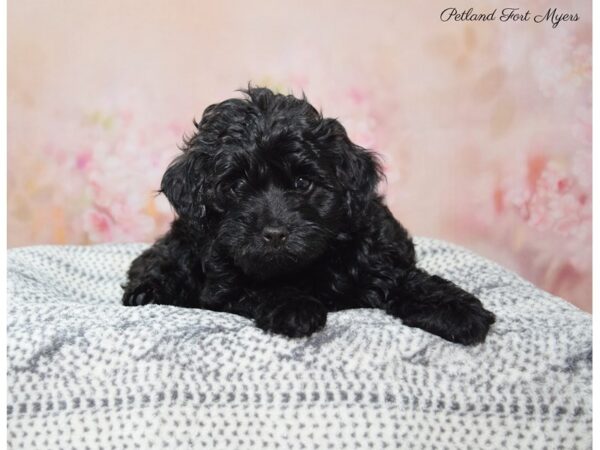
(122, 87, 495, 344)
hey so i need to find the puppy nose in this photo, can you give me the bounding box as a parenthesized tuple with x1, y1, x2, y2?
(262, 226, 288, 246)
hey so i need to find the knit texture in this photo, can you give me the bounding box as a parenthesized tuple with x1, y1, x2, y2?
(7, 238, 592, 449)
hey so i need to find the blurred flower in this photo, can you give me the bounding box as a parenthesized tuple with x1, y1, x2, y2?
(41, 105, 183, 243)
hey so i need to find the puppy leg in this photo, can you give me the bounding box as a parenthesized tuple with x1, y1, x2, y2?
(122, 239, 202, 308)
(254, 289, 328, 338)
(386, 268, 495, 345)
(199, 274, 327, 338)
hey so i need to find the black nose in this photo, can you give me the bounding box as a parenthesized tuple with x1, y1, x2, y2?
(262, 226, 288, 246)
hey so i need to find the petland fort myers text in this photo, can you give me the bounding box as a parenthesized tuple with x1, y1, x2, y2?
(440, 7, 579, 28)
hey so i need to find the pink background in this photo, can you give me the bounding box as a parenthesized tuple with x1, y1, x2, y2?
(8, 0, 592, 311)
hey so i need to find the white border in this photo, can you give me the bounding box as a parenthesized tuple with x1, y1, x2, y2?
(1, 1, 596, 446)
(2, 0, 9, 445)
(592, 0, 598, 446)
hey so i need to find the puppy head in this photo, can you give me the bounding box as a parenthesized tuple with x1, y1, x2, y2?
(161, 87, 382, 279)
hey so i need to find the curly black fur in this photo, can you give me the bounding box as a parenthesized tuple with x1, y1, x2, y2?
(122, 87, 495, 345)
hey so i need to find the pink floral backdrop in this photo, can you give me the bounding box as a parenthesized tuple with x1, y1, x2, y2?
(8, 0, 592, 311)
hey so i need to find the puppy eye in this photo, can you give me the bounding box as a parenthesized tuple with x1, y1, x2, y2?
(294, 177, 313, 192)
(229, 179, 246, 195)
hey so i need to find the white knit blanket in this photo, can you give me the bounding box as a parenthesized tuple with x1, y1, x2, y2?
(7, 238, 592, 449)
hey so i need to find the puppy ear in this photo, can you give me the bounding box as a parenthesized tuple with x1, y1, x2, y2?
(337, 144, 382, 223)
(160, 149, 209, 219)
(321, 118, 382, 214)
(336, 143, 381, 196)
(319, 118, 382, 197)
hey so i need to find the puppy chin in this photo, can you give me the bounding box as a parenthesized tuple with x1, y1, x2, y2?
(234, 252, 300, 280)
(230, 242, 315, 280)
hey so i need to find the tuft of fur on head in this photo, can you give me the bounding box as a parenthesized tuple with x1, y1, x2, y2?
(160, 86, 383, 279)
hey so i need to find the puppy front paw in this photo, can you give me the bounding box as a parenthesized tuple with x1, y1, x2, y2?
(255, 297, 327, 338)
(122, 281, 162, 306)
(399, 298, 495, 345)
(388, 275, 495, 345)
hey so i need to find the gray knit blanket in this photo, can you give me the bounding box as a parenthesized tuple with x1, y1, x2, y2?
(7, 238, 592, 449)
